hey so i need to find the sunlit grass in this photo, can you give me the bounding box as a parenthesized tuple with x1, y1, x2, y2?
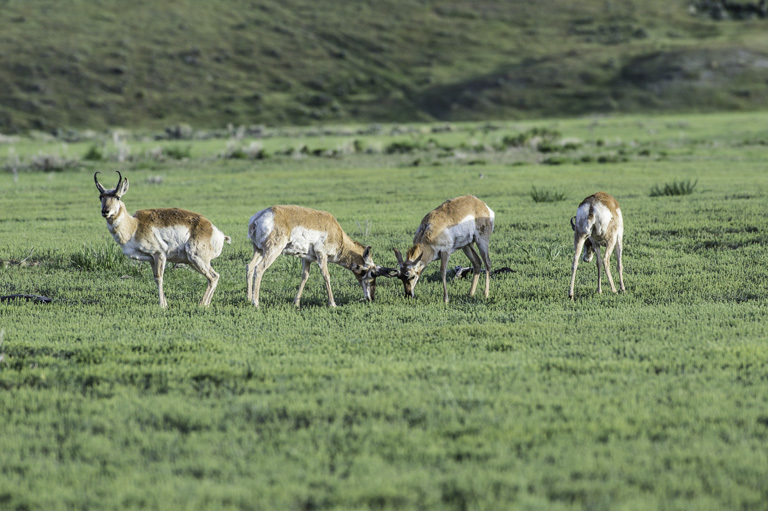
(1, 113, 768, 510)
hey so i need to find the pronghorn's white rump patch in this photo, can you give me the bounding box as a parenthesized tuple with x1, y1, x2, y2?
(248, 208, 275, 248)
(574, 201, 616, 243)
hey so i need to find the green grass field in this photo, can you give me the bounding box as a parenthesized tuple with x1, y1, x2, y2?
(2, 112, 768, 510)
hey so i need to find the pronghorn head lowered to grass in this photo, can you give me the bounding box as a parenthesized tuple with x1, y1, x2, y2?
(393, 195, 494, 303)
(94, 171, 231, 308)
(246, 205, 393, 308)
(569, 191, 625, 300)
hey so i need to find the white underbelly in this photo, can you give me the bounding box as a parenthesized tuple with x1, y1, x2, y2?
(283, 227, 329, 261)
(435, 216, 477, 253)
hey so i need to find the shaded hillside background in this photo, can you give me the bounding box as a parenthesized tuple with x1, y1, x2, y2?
(1, 0, 768, 132)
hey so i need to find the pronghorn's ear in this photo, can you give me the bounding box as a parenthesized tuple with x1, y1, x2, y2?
(413, 252, 423, 265)
(116, 177, 129, 198)
(393, 248, 404, 265)
(363, 246, 373, 265)
(94, 172, 107, 194)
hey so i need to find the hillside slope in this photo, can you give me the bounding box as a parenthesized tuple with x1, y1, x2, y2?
(1, 0, 767, 131)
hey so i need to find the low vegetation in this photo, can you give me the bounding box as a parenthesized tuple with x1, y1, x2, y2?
(1, 112, 768, 510)
(530, 186, 568, 203)
(650, 178, 699, 197)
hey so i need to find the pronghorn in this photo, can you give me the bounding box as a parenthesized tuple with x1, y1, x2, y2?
(393, 195, 494, 303)
(569, 191, 625, 300)
(94, 171, 230, 308)
(246, 205, 391, 308)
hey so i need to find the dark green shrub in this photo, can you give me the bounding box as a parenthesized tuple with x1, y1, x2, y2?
(650, 179, 698, 197)
(501, 127, 562, 148)
(542, 156, 571, 165)
(163, 146, 192, 160)
(530, 186, 567, 203)
(385, 140, 421, 154)
(83, 145, 104, 161)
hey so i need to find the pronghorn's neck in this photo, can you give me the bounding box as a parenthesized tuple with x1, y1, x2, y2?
(336, 235, 367, 269)
(106, 202, 138, 244)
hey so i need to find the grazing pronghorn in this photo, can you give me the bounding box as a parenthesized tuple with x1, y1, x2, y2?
(569, 191, 625, 300)
(393, 195, 494, 303)
(246, 205, 391, 308)
(94, 171, 230, 308)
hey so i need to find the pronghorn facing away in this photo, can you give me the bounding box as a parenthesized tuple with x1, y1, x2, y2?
(394, 195, 494, 303)
(246, 205, 391, 308)
(94, 171, 231, 308)
(569, 191, 625, 300)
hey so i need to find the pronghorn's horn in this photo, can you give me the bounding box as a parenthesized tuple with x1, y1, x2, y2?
(393, 248, 404, 266)
(570, 216, 576, 231)
(115, 170, 123, 190)
(375, 266, 399, 278)
(94, 172, 107, 194)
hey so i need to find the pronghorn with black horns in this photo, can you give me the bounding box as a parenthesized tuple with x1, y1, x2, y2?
(94, 171, 231, 308)
(569, 191, 625, 300)
(246, 205, 392, 308)
(393, 195, 494, 303)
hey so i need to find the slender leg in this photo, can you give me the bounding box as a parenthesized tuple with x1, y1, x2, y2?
(569, 235, 587, 300)
(317, 252, 336, 307)
(204, 268, 220, 305)
(294, 259, 311, 307)
(594, 245, 603, 294)
(462, 245, 482, 297)
(252, 248, 282, 308)
(602, 237, 618, 294)
(152, 253, 168, 308)
(616, 235, 625, 293)
(439, 251, 450, 303)
(475, 237, 493, 299)
(246, 247, 264, 303)
(187, 255, 220, 306)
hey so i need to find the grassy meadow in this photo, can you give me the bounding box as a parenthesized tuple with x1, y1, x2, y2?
(1, 112, 768, 510)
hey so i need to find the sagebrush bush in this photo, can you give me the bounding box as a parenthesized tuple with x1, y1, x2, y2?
(29, 153, 79, 172)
